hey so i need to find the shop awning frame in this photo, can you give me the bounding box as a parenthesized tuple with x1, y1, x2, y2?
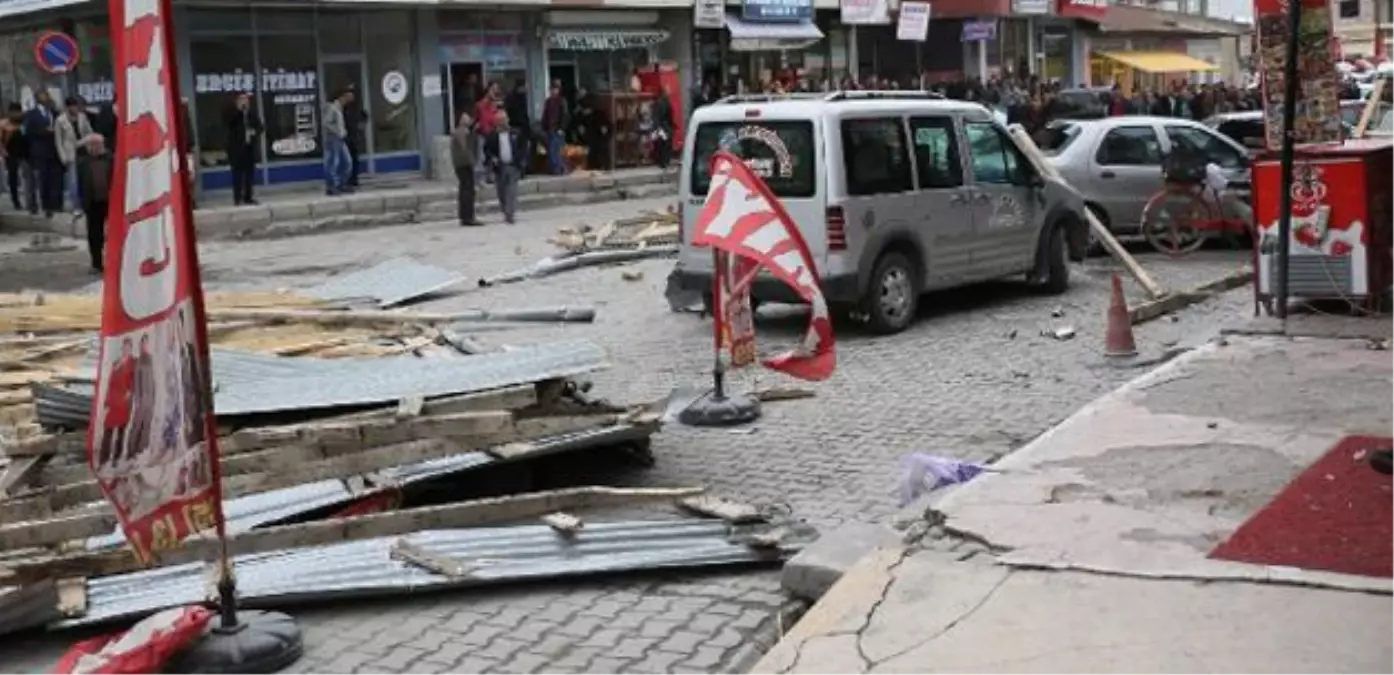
(1097, 51, 1221, 73)
(723, 14, 825, 53)
(547, 29, 671, 52)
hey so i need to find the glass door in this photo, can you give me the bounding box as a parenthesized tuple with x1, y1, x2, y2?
(321, 58, 372, 177)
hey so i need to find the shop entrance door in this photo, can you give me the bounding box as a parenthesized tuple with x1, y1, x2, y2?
(322, 58, 373, 177)
(446, 62, 483, 126)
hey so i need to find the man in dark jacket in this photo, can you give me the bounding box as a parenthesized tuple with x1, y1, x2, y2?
(503, 79, 531, 177)
(483, 110, 526, 225)
(343, 85, 365, 188)
(76, 134, 113, 272)
(224, 92, 262, 206)
(22, 90, 63, 217)
(91, 94, 118, 151)
(541, 80, 569, 175)
(651, 87, 675, 171)
(450, 112, 480, 227)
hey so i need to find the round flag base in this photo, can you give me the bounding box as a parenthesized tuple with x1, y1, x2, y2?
(169, 610, 303, 674)
(678, 391, 761, 427)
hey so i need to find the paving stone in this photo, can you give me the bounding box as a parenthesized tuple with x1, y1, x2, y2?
(628, 649, 686, 674)
(580, 628, 627, 649)
(368, 646, 427, 671)
(782, 522, 904, 601)
(555, 615, 603, 638)
(550, 646, 601, 670)
(657, 630, 708, 654)
(610, 637, 659, 660)
(678, 646, 729, 671)
(496, 651, 551, 674)
(475, 636, 529, 661)
(449, 656, 500, 674)
(639, 619, 684, 640)
(456, 625, 506, 646)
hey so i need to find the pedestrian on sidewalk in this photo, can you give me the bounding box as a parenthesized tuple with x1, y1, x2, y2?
(76, 134, 113, 273)
(541, 80, 569, 176)
(225, 92, 262, 206)
(344, 85, 365, 189)
(323, 89, 354, 196)
(504, 79, 531, 177)
(484, 110, 524, 225)
(651, 86, 674, 172)
(0, 103, 25, 211)
(23, 90, 64, 218)
(475, 82, 501, 186)
(451, 111, 481, 227)
(56, 96, 93, 215)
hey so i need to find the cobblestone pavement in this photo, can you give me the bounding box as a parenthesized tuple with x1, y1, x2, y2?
(0, 198, 1254, 673)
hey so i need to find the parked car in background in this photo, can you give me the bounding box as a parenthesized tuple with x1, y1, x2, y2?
(1038, 116, 1250, 235)
(1049, 87, 1112, 120)
(1205, 99, 1392, 149)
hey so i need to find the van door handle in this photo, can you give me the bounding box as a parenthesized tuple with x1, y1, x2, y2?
(1099, 170, 1116, 179)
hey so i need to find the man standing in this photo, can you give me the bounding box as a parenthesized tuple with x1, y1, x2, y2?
(23, 90, 63, 218)
(475, 82, 501, 184)
(483, 110, 524, 225)
(451, 112, 481, 227)
(1, 103, 24, 211)
(56, 96, 93, 214)
(504, 79, 531, 176)
(225, 92, 262, 206)
(541, 80, 569, 176)
(343, 85, 364, 188)
(323, 89, 353, 196)
(76, 134, 113, 273)
(91, 93, 117, 151)
(651, 86, 675, 172)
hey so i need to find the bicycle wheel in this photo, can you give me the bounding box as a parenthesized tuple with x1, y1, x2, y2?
(1141, 186, 1211, 257)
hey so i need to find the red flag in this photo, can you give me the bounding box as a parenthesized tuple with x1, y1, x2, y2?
(51, 606, 213, 675)
(692, 151, 835, 381)
(87, 0, 226, 563)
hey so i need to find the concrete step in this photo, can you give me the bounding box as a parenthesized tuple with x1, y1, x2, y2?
(0, 169, 678, 241)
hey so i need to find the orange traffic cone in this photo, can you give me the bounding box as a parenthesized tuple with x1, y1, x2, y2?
(1104, 273, 1138, 359)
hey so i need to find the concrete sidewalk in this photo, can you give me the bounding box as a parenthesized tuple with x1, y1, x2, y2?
(0, 167, 674, 241)
(755, 318, 1393, 674)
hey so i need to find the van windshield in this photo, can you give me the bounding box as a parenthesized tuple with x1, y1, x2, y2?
(691, 120, 816, 198)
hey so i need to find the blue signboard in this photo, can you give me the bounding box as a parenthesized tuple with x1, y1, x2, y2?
(743, 0, 814, 22)
(34, 31, 80, 74)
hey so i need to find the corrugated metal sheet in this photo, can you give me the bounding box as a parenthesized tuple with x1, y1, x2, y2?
(80, 423, 654, 552)
(0, 581, 60, 636)
(302, 257, 464, 308)
(60, 519, 813, 629)
(45, 340, 608, 423)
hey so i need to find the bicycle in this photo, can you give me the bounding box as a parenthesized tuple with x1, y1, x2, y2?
(1139, 181, 1252, 257)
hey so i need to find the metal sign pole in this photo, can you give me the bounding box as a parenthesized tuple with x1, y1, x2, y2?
(1273, 0, 1303, 320)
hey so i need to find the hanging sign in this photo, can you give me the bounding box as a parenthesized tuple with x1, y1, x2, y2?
(841, 0, 891, 24)
(1012, 0, 1051, 14)
(381, 70, 408, 105)
(93, 0, 227, 564)
(1254, 0, 1343, 150)
(34, 31, 80, 74)
(694, 0, 725, 28)
(743, 0, 814, 22)
(897, 2, 932, 42)
(961, 18, 997, 42)
(547, 30, 671, 51)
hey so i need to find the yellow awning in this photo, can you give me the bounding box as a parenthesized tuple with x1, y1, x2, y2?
(1096, 51, 1220, 73)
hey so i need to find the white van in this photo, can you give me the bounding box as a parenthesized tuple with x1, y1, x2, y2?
(671, 91, 1090, 334)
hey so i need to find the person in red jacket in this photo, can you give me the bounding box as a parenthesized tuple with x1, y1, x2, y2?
(100, 338, 136, 468)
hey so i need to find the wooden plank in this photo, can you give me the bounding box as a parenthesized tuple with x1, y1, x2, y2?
(390, 538, 473, 579)
(0, 486, 704, 586)
(1353, 79, 1387, 139)
(1129, 268, 1255, 325)
(1007, 124, 1167, 300)
(0, 456, 50, 498)
(0, 414, 634, 540)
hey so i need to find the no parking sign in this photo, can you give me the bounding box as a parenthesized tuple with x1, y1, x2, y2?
(34, 31, 80, 74)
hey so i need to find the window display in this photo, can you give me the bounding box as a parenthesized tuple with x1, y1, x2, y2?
(257, 34, 321, 161)
(366, 11, 416, 153)
(190, 36, 253, 167)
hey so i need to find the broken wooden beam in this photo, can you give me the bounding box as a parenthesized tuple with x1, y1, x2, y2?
(0, 486, 704, 586)
(207, 306, 596, 328)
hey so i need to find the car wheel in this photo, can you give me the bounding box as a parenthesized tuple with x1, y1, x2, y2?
(863, 251, 919, 335)
(1042, 225, 1071, 295)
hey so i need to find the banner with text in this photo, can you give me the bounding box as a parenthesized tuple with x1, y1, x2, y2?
(897, 2, 932, 41)
(89, 0, 225, 564)
(1254, 0, 1343, 150)
(841, 0, 891, 24)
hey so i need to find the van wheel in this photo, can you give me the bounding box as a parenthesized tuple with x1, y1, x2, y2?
(1041, 225, 1071, 295)
(863, 252, 919, 335)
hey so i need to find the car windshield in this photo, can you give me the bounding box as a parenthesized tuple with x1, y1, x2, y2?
(1037, 122, 1080, 155)
(690, 120, 817, 198)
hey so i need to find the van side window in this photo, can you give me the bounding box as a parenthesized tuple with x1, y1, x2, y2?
(840, 117, 914, 196)
(964, 122, 1019, 185)
(908, 116, 963, 189)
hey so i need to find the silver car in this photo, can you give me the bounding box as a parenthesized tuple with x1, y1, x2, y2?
(1038, 116, 1250, 235)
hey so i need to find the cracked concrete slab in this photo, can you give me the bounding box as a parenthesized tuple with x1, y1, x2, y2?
(931, 335, 1393, 592)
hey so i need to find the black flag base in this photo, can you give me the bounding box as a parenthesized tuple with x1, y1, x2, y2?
(168, 610, 303, 674)
(679, 390, 762, 427)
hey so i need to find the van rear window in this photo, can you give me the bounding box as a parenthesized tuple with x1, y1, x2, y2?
(691, 121, 816, 198)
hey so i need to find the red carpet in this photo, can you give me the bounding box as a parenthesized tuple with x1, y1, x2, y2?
(1209, 435, 1393, 578)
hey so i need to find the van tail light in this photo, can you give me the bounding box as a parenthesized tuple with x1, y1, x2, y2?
(826, 206, 847, 251)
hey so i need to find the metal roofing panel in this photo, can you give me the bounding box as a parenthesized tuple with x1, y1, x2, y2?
(301, 257, 464, 308)
(62, 519, 812, 629)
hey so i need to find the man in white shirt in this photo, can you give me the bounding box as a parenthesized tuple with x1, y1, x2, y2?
(483, 110, 523, 224)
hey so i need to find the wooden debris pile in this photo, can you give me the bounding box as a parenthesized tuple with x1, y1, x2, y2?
(549, 210, 680, 254)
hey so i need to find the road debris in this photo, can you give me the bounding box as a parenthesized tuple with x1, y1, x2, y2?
(540, 512, 584, 535)
(897, 452, 991, 506)
(549, 212, 679, 253)
(621, 269, 645, 282)
(478, 247, 678, 288)
(678, 495, 765, 524)
(1042, 326, 1077, 341)
(301, 257, 464, 309)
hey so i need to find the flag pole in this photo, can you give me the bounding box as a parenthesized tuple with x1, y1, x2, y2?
(709, 249, 728, 401)
(678, 247, 760, 427)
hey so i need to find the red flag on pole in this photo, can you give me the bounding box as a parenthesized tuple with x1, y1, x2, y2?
(691, 151, 836, 381)
(87, 0, 226, 564)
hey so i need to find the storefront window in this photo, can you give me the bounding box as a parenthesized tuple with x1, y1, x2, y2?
(75, 18, 114, 104)
(187, 8, 251, 33)
(257, 34, 321, 162)
(366, 11, 417, 153)
(317, 12, 360, 53)
(255, 9, 314, 33)
(191, 36, 254, 167)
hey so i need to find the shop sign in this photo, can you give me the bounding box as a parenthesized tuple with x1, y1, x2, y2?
(79, 79, 115, 104)
(1255, 0, 1343, 150)
(194, 69, 318, 105)
(841, 0, 891, 25)
(1012, 0, 1051, 14)
(961, 18, 997, 42)
(381, 70, 408, 106)
(897, 2, 932, 41)
(440, 35, 526, 71)
(694, 0, 725, 29)
(1056, 0, 1107, 20)
(743, 0, 814, 23)
(547, 30, 671, 51)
